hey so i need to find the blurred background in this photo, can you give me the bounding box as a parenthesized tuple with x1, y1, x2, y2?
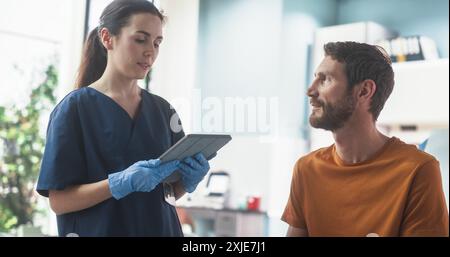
(0, 0, 448, 236)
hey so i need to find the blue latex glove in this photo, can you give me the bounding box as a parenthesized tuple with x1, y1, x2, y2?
(108, 159, 179, 200)
(178, 153, 211, 193)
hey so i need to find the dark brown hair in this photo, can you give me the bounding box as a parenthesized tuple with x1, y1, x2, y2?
(324, 41, 394, 121)
(75, 0, 164, 88)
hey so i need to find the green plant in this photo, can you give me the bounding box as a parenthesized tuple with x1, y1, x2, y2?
(0, 64, 57, 232)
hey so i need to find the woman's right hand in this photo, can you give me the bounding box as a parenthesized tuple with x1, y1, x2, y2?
(108, 159, 179, 200)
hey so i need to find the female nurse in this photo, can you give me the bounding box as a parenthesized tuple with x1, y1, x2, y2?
(36, 0, 210, 236)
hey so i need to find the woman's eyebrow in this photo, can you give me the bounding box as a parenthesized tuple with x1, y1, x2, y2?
(136, 30, 150, 36)
(135, 30, 163, 40)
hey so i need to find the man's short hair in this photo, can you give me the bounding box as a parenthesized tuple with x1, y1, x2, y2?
(324, 41, 394, 121)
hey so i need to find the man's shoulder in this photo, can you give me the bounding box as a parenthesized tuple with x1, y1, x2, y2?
(389, 137, 437, 165)
(294, 144, 335, 170)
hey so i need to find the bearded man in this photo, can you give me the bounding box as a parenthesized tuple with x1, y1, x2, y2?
(282, 41, 448, 237)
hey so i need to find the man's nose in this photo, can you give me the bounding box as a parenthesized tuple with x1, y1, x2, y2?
(307, 80, 318, 98)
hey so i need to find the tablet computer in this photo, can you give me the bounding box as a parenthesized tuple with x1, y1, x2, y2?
(160, 134, 232, 183)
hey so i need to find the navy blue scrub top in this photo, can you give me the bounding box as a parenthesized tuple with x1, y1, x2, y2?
(36, 87, 185, 236)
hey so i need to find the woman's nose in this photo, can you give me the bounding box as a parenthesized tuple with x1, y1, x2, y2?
(144, 44, 156, 57)
(144, 48, 154, 57)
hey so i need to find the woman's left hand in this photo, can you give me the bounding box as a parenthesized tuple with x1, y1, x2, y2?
(178, 153, 210, 193)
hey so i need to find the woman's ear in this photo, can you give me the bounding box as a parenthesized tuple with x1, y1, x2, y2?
(99, 28, 113, 50)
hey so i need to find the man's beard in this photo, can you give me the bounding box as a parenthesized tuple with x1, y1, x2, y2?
(309, 93, 355, 131)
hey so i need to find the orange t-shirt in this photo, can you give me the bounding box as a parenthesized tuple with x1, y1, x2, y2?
(282, 137, 449, 236)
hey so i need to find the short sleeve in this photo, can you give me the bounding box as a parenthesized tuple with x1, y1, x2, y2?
(36, 95, 87, 197)
(400, 159, 449, 236)
(281, 160, 307, 230)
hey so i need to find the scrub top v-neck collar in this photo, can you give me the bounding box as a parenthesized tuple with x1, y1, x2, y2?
(85, 86, 144, 125)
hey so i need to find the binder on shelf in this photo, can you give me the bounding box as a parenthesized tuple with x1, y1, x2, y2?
(376, 35, 439, 62)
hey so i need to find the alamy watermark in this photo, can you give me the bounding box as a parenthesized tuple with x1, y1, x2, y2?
(169, 88, 280, 142)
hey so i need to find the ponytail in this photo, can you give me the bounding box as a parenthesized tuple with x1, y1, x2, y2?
(75, 28, 107, 89)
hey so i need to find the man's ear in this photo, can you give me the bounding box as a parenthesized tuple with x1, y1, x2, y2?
(357, 79, 377, 102)
(99, 28, 113, 50)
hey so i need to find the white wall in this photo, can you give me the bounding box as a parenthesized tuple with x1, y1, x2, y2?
(190, 0, 343, 236)
(151, 0, 200, 133)
(195, 0, 285, 219)
(58, 0, 87, 98)
(0, 0, 64, 106)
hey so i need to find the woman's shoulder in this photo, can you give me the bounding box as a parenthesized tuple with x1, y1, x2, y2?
(49, 88, 90, 118)
(141, 89, 172, 108)
(55, 87, 103, 107)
